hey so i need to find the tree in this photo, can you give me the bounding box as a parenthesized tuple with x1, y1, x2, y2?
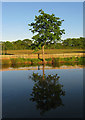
(21, 39, 32, 49)
(62, 37, 85, 49)
(28, 9, 65, 63)
(29, 71, 65, 115)
(2, 41, 13, 54)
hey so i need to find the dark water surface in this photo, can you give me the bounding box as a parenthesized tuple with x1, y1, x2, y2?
(2, 68, 83, 118)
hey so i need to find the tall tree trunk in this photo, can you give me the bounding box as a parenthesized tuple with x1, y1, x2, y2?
(42, 45, 45, 63)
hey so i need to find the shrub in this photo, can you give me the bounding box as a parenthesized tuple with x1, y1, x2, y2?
(31, 59, 42, 65)
(45, 58, 52, 61)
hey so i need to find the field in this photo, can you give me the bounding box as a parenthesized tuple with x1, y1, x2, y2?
(1, 49, 85, 60)
(2, 49, 84, 55)
(1, 49, 85, 69)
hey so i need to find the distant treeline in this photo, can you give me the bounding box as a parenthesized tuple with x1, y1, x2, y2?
(2, 37, 85, 50)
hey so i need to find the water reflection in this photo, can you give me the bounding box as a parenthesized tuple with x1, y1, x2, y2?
(2, 67, 83, 118)
(29, 65, 65, 115)
(2, 60, 84, 70)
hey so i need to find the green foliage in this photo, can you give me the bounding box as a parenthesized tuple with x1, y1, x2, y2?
(2, 39, 32, 51)
(2, 58, 42, 65)
(52, 57, 85, 64)
(62, 37, 85, 49)
(31, 58, 42, 65)
(29, 72, 65, 115)
(28, 9, 65, 51)
(10, 58, 25, 64)
(45, 58, 52, 61)
(2, 37, 85, 50)
(2, 57, 85, 66)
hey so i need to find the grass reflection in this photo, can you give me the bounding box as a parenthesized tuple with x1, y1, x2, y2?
(2, 61, 84, 69)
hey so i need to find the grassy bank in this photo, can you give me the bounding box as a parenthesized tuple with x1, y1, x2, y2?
(2, 58, 42, 65)
(2, 57, 85, 66)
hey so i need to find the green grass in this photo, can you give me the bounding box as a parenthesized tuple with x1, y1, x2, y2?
(53, 57, 85, 64)
(2, 57, 85, 66)
(2, 49, 84, 55)
(10, 58, 42, 65)
(2, 57, 85, 69)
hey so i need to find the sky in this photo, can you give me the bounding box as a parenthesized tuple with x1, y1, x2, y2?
(2, 2, 83, 41)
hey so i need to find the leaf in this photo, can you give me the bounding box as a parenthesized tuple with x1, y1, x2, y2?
(28, 9, 65, 51)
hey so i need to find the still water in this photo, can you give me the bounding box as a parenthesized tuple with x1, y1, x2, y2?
(2, 66, 83, 118)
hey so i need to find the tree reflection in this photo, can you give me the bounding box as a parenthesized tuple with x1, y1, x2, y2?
(29, 65, 65, 115)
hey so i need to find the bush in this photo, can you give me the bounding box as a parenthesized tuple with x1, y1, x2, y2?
(31, 59, 42, 65)
(45, 58, 52, 61)
(10, 58, 23, 64)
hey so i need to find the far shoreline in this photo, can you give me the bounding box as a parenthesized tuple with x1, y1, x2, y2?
(1, 64, 84, 71)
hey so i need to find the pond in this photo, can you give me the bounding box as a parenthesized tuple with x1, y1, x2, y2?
(2, 65, 83, 119)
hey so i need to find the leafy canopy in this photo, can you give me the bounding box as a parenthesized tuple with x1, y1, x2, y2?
(28, 9, 65, 51)
(29, 72, 65, 115)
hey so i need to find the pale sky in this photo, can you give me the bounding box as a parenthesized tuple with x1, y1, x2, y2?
(2, 2, 83, 41)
